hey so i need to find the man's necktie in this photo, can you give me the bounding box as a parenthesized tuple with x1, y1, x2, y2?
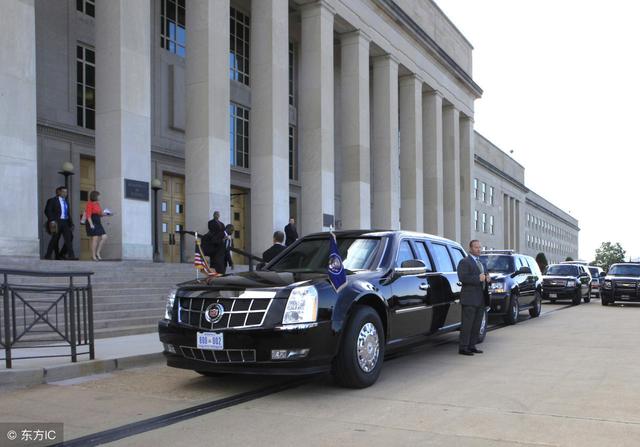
(476, 259, 484, 274)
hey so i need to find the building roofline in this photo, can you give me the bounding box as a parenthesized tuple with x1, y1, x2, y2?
(474, 131, 525, 169)
(474, 154, 529, 193)
(525, 196, 580, 232)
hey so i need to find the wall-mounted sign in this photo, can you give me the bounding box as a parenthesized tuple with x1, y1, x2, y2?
(124, 179, 149, 201)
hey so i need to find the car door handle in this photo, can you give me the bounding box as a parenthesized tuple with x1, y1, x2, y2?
(419, 283, 429, 290)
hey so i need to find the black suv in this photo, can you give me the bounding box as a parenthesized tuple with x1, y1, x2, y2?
(542, 264, 592, 305)
(601, 263, 640, 306)
(479, 251, 543, 324)
(159, 230, 487, 388)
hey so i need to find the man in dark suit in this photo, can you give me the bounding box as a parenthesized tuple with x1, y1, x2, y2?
(261, 231, 286, 265)
(457, 239, 490, 356)
(224, 224, 235, 271)
(203, 211, 228, 274)
(284, 218, 298, 247)
(44, 186, 77, 260)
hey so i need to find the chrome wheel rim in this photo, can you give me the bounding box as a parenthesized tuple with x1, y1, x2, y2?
(356, 322, 380, 373)
(480, 310, 487, 336)
(536, 295, 542, 313)
(512, 298, 518, 320)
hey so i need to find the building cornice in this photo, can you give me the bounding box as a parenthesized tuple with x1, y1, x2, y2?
(525, 198, 580, 232)
(37, 121, 95, 146)
(474, 154, 528, 193)
(372, 0, 483, 98)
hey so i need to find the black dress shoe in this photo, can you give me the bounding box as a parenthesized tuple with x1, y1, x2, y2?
(470, 348, 483, 354)
(459, 349, 474, 356)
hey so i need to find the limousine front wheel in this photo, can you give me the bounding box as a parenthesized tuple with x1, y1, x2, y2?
(334, 305, 385, 388)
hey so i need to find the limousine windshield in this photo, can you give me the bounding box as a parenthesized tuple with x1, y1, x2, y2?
(268, 236, 382, 272)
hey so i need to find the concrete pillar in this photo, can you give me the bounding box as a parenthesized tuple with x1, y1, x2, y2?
(515, 199, 521, 251)
(250, 0, 289, 253)
(510, 197, 517, 250)
(299, 1, 335, 233)
(185, 0, 230, 235)
(503, 194, 510, 249)
(459, 115, 474, 245)
(399, 75, 423, 232)
(422, 91, 444, 236)
(371, 55, 400, 230)
(0, 0, 39, 256)
(339, 31, 371, 230)
(96, 0, 152, 260)
(442, 105, 460, 242)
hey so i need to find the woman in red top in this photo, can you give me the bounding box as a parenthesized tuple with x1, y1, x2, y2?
(85, 190, 107, 261)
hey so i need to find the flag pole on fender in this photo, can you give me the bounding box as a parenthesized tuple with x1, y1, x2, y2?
(327, 226, 346, 291)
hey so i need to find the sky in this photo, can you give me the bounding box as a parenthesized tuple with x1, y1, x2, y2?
(433, 0, 640, 261)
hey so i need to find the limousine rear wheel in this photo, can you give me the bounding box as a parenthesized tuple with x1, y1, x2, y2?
(334, 305, 385, 389)
(503, 295, 519, 325)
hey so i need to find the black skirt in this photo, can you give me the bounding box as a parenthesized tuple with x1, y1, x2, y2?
(86, 214, 106, 237)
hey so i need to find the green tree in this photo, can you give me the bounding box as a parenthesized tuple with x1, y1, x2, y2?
(593, 242, 626, 272)
(536, 252, 548, 273)
(565, 256, 574, 262)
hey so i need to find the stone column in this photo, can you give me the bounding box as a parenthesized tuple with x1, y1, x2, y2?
(422, 91, 444, 236)
(459, 115, 474, 244)
(96, 0, 152, 260)
(0, 0, 39, 256)
(515, 199, 521, 251)
(503, 194, 510, 248)
(339, 31, 370, 230)
(299, 1, 335, 233)
(399, 75, 423, 232)
(442, 105, 460, 241)
(250, 0, 289, 253)
(510, 197, 517, 250)
(185, 0, 230, 235)
(372, 55, 400, 230)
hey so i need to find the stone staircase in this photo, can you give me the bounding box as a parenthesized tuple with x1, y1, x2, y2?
(0, 257, 245, 339)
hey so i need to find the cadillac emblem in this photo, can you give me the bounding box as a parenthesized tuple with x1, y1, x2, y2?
(204, 303, 224, 324)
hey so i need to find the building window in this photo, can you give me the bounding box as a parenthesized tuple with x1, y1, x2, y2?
(490, 215, 494, 235)
(474, 210, 478, 231)
(489, 186, 494, 205)
(230, 7, 250, 86)
(76, 45, 95, 130)
(76, 0, 95, 17)
(482, 212, 487, 233)
(160, 0, 186, 57)
(289, 42, 295, 107)
(289, 125, 298, 181)
(481, 182, 486, 202)
(473, 178, 478, 199)
(230, 103, 249, 168)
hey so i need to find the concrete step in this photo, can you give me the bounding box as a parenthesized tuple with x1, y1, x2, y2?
(92, 287, 175, 297)
(93, 324, 159, 339)
(92, 300, 167, 312)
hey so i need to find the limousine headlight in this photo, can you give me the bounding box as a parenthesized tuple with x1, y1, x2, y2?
(164, 289, 177, 320)
(283, 286, 318, 325)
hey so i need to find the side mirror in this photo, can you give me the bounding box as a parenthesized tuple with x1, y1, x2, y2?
(520, 266, 532, 274)
(600, 272, 606, 278)
(395, 259, 428, 276)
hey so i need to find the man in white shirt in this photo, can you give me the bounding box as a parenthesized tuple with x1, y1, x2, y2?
(44, 186, 77, 260)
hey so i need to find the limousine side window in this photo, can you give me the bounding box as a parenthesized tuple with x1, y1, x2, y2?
(431, 243, 454, 272)
(449, 246, 465, 270)
(396, 240, 415, 268)
(412, 240, 434, 271)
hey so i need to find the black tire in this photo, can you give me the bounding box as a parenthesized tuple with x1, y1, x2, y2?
(601, 298, 609, 306)
(572, 288, 582, 306)
(583, 287, 591, 303)
(529, 291, 542, 318)
(550, 299, 556, 303)
(477, 308, 487, 344)
(196, 371, 226, 378)
(503, 294, 519, 325)
(334, 305, 385, 389)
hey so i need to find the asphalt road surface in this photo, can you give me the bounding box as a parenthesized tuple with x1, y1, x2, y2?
(1, 298, 639, 447)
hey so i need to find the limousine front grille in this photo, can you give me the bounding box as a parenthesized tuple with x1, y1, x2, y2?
(178, 295, 274, 330)
(179, 346, 256, 363)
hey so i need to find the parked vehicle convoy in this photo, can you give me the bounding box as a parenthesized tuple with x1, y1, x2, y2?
(542, 263, 592, 305)
(600, 263, 640, 306)
(587, 266, 605, 297)
(479, 250, 542, 324)
(159, 230, 487, 388)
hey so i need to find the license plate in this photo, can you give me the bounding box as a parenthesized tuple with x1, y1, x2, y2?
(197, 332, 224, 350)
(549, 293, 557, 298)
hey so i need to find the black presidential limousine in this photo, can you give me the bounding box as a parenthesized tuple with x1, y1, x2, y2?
(158, 230, 486, 388)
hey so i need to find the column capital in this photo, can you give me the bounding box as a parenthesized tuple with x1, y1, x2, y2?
(399, 73, 423, 86)
(339, 29, 371, 45)
(424, 89, 443, 99)
(300, 0, 336, 18)
(372, 53, 400, 66)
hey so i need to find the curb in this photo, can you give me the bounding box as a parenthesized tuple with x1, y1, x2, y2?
(0, 352, 164, 389)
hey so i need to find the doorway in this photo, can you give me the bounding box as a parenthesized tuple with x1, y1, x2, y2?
(161, 173, 185, 263)
(79, 157, 96, 260)
(230, 187, 248, 265)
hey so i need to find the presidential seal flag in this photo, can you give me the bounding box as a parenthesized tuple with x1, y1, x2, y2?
(328, 231, 347, 291)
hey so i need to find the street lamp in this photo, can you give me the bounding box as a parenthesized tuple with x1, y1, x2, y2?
(151, 178, 162, 262)
(58, 161, 75, 216)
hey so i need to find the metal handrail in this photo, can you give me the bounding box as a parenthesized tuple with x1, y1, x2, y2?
(1, 269, 94, 368)
(176, 229, 263, 271)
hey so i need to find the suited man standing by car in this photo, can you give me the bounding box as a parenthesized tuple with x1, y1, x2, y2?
(44, 186, 77, 260)
(284, 218, 298, 247)
(258, 231, 286, 269)
(457, 240, 490, 356)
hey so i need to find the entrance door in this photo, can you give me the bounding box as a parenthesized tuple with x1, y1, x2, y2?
(161, 174, 185, 263)
(230, 187, 247, 265)
(79, 157, 96, 260)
